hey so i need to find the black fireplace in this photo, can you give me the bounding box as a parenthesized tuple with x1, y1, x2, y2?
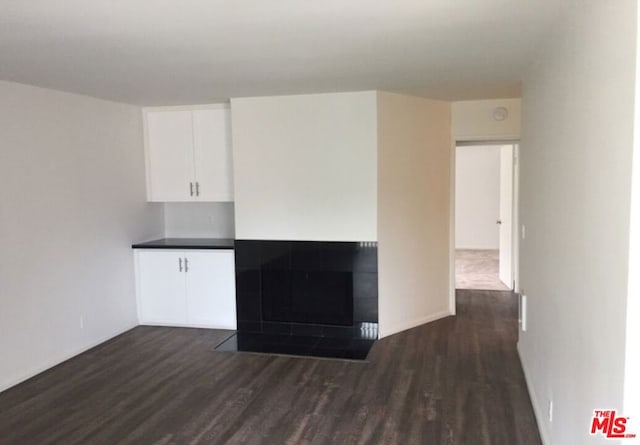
(215, 240, 378, 360)
(262, 269, 353, 325)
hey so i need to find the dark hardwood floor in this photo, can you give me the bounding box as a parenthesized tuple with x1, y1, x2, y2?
(0, 290, 541, 445)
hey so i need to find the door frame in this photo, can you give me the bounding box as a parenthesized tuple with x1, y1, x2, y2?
(499, 144, 515, 287)
(449, 139, 520, 314)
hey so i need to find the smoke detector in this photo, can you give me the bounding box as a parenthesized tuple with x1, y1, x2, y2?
(493, 107, 509, 121)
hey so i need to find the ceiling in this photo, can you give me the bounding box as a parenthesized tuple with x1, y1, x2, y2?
(0, 0, 567, 105)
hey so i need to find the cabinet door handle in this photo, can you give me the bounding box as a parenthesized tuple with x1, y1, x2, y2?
(184, 258, 189, 273)
(195, 182, 200, 196)
(178, 258, 183, 272)
(189, 182, 194, 197)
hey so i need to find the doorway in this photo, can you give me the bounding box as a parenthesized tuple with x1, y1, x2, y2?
(454, 142, 518, 291)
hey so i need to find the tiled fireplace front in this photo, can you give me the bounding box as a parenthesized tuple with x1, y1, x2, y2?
(215, 240, 378, 360)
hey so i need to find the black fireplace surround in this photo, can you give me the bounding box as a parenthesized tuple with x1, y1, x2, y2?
(234, 240, 378, 336)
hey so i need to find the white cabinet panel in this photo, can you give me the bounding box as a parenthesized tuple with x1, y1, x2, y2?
(145, 110, 195, 202)
(193, 108, 234, 202)
(185, 250, 237, 329)
(143, 105, 233, 202)
(136, 250, 187, 324)
(135, 249, 236, 329)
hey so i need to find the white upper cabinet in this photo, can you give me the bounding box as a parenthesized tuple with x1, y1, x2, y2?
(192, 108, 234, 201)
(143, 105, 233, 202)
(145, 110, 196, 202)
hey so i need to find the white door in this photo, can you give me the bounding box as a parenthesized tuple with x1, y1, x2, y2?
(499, 145, 514, 288)
(145, 110, 196, 201)
(137, 250, 187, 324)
(185, 250, 237, 329)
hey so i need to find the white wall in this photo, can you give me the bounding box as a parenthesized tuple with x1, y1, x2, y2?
(377, 92, 452, 337)
(624, 0, 640, 426)
(0, 80, 163, 392)
(231, 92, 378, 241)
(518, 2, 636, 443)
(452, 98, 521, 142)
(455, 145, 501, 249)
(164, 202, 234, 238)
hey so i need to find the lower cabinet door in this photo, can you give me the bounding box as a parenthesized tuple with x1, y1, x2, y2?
(136, 250, 187, 325)
(185, 250, 237, 329)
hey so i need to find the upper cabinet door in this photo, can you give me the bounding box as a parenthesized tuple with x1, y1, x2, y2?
(145, 110, 196, 202)
(193, 107, 234, 201)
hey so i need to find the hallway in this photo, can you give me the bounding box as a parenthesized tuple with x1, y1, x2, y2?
(456, 249, 510, 291)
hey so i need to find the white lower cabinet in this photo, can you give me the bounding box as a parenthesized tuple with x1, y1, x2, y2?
(135, 249, 237, 329)
(136, 250, 188, 325)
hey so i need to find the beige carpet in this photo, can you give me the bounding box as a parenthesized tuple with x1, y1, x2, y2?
(456, 249, 510, 291)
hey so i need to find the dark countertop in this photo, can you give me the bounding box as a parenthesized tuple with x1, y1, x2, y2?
(132, 238, 234, 250)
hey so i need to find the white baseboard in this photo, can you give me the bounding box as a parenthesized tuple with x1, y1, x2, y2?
(0, 323, 137, 394)
(139, 321, 237, 330)
(379, 309, 453, 338)
(518, 341, 550, 445)
(455, 246, 500, 251)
